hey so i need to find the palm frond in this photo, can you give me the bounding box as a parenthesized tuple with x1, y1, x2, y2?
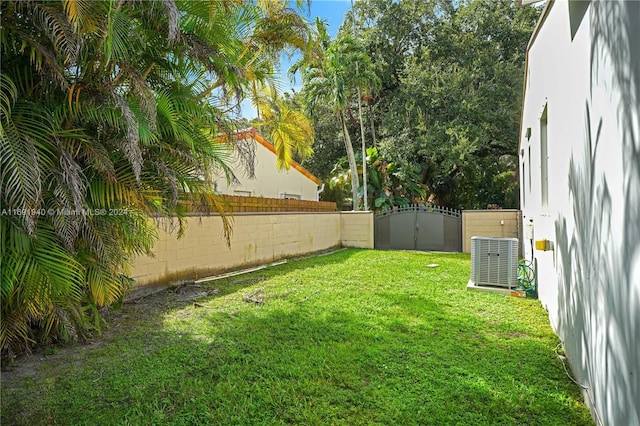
(1, 219, 85, 353)
(59, 146, 87, 213)
(113, 95, 143, 181)
(161, 0, 181, 41)
(0, 120, 43, 235)
(2, 0, 314, 355)
(104, 2, 137, 65)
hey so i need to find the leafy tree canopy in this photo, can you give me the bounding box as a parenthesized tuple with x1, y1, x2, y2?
(303, 0, 540, 210)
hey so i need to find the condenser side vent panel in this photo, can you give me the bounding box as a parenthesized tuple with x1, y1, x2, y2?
(470, 237, 518, 288)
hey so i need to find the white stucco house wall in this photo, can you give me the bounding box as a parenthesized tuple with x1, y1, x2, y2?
(215, 128, 322, 201)
(519, 1, 639, 425)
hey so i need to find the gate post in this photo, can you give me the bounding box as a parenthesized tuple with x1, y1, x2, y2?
(414, 204, 418, 250)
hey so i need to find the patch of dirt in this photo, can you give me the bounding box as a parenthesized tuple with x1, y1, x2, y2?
(494, 331, 531, 339)
(174, 285, 220, 302)
(229, 277, 268, 286)
(243, 288, 267, 304)
(1, 286, 189, 384)
(1, 340, 104, 386)
(242, 288, 296, 304)
(2, 277, 294, 385)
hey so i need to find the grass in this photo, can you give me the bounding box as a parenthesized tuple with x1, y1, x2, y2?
(1, 249, 593, 425)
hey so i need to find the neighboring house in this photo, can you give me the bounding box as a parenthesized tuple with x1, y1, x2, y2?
(519, 1, 639, 425)
(215, 128, 323, 201)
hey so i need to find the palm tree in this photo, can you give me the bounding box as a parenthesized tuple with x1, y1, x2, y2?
(295, 20, 379, 210)
(0, 0, 311, 355)
(250, 85, 313, 170)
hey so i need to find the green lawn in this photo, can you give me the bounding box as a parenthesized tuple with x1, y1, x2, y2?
(1, 249, 592, 425)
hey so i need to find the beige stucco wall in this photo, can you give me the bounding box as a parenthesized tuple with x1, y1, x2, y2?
(216, 137, 320, 201)
(131, 211, 374, 287)
(461, 210, 521, 253)
(131, 213, 341, 286)
(340, 212, 374, 249)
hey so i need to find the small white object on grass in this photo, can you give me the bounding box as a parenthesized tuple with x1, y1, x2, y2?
(426, 264, 440, 268)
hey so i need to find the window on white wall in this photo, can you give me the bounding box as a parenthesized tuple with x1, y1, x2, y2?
(540, 104, 549, 211)
(528, 146, 532, 193)
(521, 160, 526, 208)
(523, 128, 531, 208)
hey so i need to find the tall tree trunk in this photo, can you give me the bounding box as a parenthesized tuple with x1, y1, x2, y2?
(367, 102, 377, 147)
(339, 110, 360, 210)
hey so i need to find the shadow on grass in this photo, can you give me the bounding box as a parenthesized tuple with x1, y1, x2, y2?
(1, 249, 592, 425)
(104, 248, 366, 334)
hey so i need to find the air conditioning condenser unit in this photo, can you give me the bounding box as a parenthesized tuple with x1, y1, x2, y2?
(470, 237, 519, 288)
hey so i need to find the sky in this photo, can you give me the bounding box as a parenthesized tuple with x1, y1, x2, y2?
(239, 1, 353, 119)
(303, 0, 353, 38)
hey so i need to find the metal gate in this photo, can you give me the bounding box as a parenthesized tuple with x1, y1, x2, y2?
(374, 204, 462, 252)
